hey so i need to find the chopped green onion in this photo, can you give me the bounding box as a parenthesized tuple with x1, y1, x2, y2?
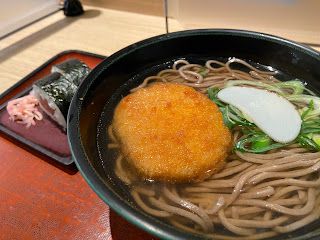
(312, 134, 320, 146)
(220, 106, 236, 129)
(251, 135, 272, 151)
(287, 95, 320, 109)
(228, 105, 254, 126)
(207, 88, 224, 107)
(297, 134, 320, 151)
(301, 100, 314, 119)
(274, 80, 305, 95)
(235, 133, 286, 153)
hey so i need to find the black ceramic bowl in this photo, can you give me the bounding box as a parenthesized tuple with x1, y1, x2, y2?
(68, 29, 320, 239)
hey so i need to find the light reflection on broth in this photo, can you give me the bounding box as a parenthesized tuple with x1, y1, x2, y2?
(107, 58, 320, 239)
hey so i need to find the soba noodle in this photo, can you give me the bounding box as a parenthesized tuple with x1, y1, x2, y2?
(108, 58, 320, 239)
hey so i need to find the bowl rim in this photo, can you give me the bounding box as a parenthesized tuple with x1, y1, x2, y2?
(67, 28, 320, 240)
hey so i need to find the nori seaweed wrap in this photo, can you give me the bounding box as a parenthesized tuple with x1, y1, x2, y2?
(32, 59, 90, 130)
(52, 59, 90, 86)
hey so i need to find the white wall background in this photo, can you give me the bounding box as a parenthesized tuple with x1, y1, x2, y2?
(0, 0, 60, 38)
(167, 0, 320, 44)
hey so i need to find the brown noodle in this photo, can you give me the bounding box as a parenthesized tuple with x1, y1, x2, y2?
(107, 58, 320, 239)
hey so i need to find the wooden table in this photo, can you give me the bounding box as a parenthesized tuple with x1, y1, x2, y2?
(0, 3, 319, 239)
(0, 4, 170, 240)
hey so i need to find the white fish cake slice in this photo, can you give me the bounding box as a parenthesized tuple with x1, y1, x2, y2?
(217, 86, 301, 143)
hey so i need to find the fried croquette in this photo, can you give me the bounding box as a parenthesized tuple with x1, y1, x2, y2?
(112, 83, 232, 182)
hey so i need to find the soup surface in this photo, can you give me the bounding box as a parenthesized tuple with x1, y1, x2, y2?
(106, 58, 320, 239)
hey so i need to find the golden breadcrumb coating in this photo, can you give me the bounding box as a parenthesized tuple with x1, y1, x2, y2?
(112, 83, 231, 182)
